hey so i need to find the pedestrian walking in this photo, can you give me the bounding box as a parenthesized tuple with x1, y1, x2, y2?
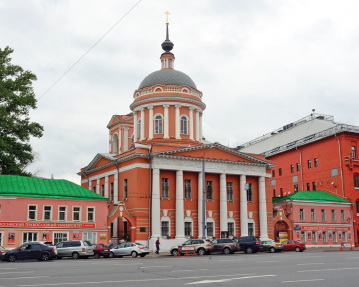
(155, 237, 160, 254)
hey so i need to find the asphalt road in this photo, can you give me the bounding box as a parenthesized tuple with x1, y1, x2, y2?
(1, 251, 359, 287)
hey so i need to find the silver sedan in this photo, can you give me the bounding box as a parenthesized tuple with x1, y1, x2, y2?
(110, 242, 150, 258)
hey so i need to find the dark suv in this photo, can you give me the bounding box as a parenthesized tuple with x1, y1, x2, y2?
(233, 236, 262, 254)
(210, 238, 237, 254)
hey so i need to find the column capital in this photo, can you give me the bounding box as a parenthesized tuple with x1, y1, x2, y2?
(189, 106, 196, 111)
(139, 108, 145, 112)
(163, 104, 170, 108)
(147, 105, 154, 110)
(175, 104, 181, 108)
(123, 126, 129, 131)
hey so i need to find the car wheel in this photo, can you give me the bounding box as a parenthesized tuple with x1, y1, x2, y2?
(171, 249, 178, 256)
(197, 248, 205, 256)
(245, 247, 253, 254)
(72, 252, 80, 259)
(40, 253, 50, 261)
(140, 254, 146, 257)
(94, 253, 100, 259)
(295, 247, 301, 252)
(7, 254, 16, 262)
(223, 247, 231, 255)
(131, 251, 138, 258)
(109, 252, 114, 258)
(269, 247, 276, 253)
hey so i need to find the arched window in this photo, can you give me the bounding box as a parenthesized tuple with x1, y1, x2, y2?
(137, 119, 141, 138)
(112, 134, 119, 154)
(180, 115, 188, 135)
(154, 115, 163, 134)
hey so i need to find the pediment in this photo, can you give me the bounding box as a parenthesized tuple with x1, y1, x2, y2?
(85, 153, 116, 171)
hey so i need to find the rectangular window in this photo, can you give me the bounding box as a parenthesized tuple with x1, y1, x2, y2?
(323, 231, 327, 243)
(308, 160, 312, 169)
(206, 181, 213, 200)
(290, 165, 294, 173)
(280, 188, 283, 197)
(312, 181, 316, 191)
(300, 208, 305, 220)
(292, 175, 298, 183)
(354, 174, 359, 188)
(162, 178, 169, 198)
(301, 231, 306, 243)
(248, 223, 254, 236)
(124, 179, 128, 199)
(331, 168, 338, 177)
(246, 183, 253, 202)
(321, 209, 326, 221)
(314, 158, 318, 167)
(306, 183, 310, 191)
(28, 205, 37, 220)
(352, 145, 357, 158)
(73, 207, 81, 221)
(43, 206, 52, 221)
(296, 163, 300, 171)
(294, 185, 298, 192)
(101, 184, 105, 196)
(311, 209, 316, 221)
(110, 182, 114, 202)
(331, 209, 336, 221)
(273, 189, 276, 197)
(161, 221, 169, 237)
(207, 222, 214, 237)
(59, 206, 66, 221)
(271, 179, 276, 186)
(87, 207, 95, 222)
(227, 182, 233, 201)
(272, 170, 275, 177)
(333, 231, 337, 243)
(23, 232, 38, 243)
(279, 168, 282, 176)
(228, 222, 234, 237)
(184, 179, 192, 199)
(93, 186, 96, 193)
(341, 210, 345, 222)
(184, 222, 192, 236)
(343, 232, 347, 242)
(54, 232, 68, 244)
(83, 232, 97, 244)
(357, 201, 359, 214)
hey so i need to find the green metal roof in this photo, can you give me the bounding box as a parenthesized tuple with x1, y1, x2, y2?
(272, 190, 350, 204)
(0, 175, 107, 201)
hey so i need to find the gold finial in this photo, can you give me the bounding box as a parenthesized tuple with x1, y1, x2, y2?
(165, 11, 170, 24)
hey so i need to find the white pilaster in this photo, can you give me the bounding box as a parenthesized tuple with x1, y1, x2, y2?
(195, 109, 200, 141)
(163, 105, 169, 138)
(123, 127, 129, 152)
(198, 172, 203, 238)
(240, 175, 248, 236)
(96, 179, 100, 195)
(133, 111, 138, 142)
(151, 168, 161, 237)
(109, 131, 112, 153)
(199, 112, 203, 142)
(118, 127, 122, 154)
(189, 107, 194, 140)
(259, 176, 269, 240)
(114, 173, 119, 203)
(176, 170, 185, 238)
(148, 106, 154, 139)
(140, 108, 145, 140)
(105, 176, 109, 198)
(220, 173, 228, 233)
(175, 105, 181, 139)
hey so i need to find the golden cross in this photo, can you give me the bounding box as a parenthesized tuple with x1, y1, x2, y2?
(165, 11, 170, 24)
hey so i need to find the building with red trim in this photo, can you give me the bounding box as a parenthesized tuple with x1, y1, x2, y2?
(238, 113, 359, 245)
(79, 22, 275, 251)
(0, 175, 108, 248)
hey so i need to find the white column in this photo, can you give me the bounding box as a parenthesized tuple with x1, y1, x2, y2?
(220, 173, 228, 233)
(199, 112, 203, 142)
(88, 180, 92, 191)
(109, 132, 112, 152)
(96, 179, 100, 195)
(118, 127, 122, 154)
(175, 105, 181, 139)
(105, 176, 109, 198)
(148, 106, 154, 139)
(140, 108, 145, 140)
(151, 168, 161, 237)
(189, 107, 194, 140)
(176, 170, 185, 238)
(133, 111, 138, 142)
(198, 172, 203, 238)
(114, 173, 119, 203)
(259, 176, 269, 240)
(123, 127, 129, 152)
(240, 175, 248, 236)
(195, 110, 200, 141)
(163, 105, 169, 138)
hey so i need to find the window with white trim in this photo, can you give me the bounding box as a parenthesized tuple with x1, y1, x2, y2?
(311, 209, 316, 221)
(184, 179, 192, 199)
(43, 206, 52, 221)
(227, 182, 233, 201)
(207, 222, 214, 237)
(161, 221, 169, 237)
(341, 210, 345, 222)
(321, 209, 326, 221)
(87, 207, 95, 222)
(228, 222, 234, 237)
(73, 207, 81, 221)
(54, 232, 68, 244)
(300, 208, 305, 220)
(184, 222, 192, 236)
(331, 209, 336, 221)
(28, 205, 37, 220)
(206, 181, 213, 200)
(23, 232, 38, 243)
(137, 119, 141, 138)
(162, 178, 169, 198)
(83, 232, 97, 244)
(59, 206, 66, 221)
(154, 115, 163, 134)
(180, 116, 188, 135)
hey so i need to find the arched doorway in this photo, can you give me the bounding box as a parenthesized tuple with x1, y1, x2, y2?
(274, 220, 289, 242)
(108, 203, 136, 245)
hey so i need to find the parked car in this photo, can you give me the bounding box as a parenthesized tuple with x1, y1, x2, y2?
(93, 243, 111, 258)
(261, 240, 283, 253)
(170, 239, 212, 256)
(233, 236, 263, 254)
(55, 240, 94, 259)
(110, 242, 149, 258)
(0, 242, 56, 262)
(210, 238, 237, 254)
(281, 240, 306, 252)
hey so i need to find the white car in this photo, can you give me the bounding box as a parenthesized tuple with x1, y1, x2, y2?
(110, 242, 149, 258)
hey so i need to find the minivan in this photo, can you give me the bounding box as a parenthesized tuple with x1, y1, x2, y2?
(55, 240, 94, 259)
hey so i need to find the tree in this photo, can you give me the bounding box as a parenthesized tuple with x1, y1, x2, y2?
(0, 46, 43, 176)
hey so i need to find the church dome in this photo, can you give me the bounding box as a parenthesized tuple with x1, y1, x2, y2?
(138, 69, 197, 90)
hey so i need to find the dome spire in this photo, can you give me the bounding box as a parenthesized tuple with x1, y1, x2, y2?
(161, 12, 175, 69)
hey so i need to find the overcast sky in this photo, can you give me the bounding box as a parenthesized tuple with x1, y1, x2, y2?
(1, 0, 359, 184)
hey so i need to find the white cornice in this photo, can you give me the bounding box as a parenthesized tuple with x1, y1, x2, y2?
(130, 96, 206, 111)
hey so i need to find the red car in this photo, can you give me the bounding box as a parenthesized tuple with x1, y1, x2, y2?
(281, 240, 306, 252)
(93, 244, 111, 258)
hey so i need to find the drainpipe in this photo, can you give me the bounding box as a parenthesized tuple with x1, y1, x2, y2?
(335, 134, 345, 197)
(296, 146, 304, 190)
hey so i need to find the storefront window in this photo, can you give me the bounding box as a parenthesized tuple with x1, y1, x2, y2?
(23, 232, 38, 243)
(83, 232, 97, 244)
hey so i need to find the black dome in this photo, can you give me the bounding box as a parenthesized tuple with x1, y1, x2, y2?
(138, 69, 197, 90)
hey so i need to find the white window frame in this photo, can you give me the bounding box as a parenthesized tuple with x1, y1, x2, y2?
(206, 217, 215, 237)
(137, 119, 141, 138)
(87, 207, 95, 222)
(154, 114, 163, 134)
(58, 206, 67, 221)
(321, 209, 326, 221)
(72, 206, 81, 222)
(228, 221, 235, 237)
(28, 204, 37, 221)
(112, 133, 119, 154)
(162, 178, 169, 198)
(23, 232, 38, 243)
(341, 210, 345, 222)
(180, 115, 188, 135)
(311, 209, 316, 221)
(299, 208, 305, 221)
(227, 182, 234, 201)
(83, 232, 97, 244)
(161, 220, 170, 237)
(53, 232, 69, 244)
(184, 221, 192, 237)
(323, 231, 328, 243)
(43, 205, 52, 221)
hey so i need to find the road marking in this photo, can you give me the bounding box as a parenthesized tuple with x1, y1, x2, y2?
(297, 263, 324, 266)
(139, 265, 170, 269)
(184, 275, 277, 285)
(298, 267, 359, 272)
(0, 268, 16, 270)
(282, 279, 325, 283)
(171, 269, 208, 272)
(14, 274, 260, 286)
(1, 277, 50, 280)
